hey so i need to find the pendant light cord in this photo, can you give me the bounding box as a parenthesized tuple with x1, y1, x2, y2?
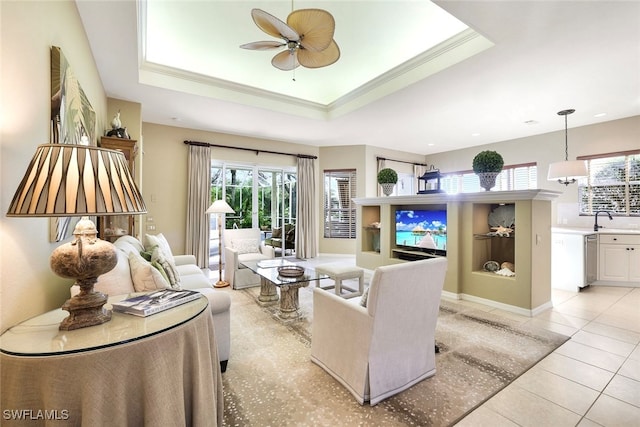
(564, 113, 569, 161)
(558, 108, 575, 161)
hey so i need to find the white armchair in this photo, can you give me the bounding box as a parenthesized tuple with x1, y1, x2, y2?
(223, 228, 275, 289)
(311, 258, 447, 405)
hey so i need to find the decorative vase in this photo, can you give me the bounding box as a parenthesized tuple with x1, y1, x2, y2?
(477, 172, 499, 191)
(380, 183, 395, 196)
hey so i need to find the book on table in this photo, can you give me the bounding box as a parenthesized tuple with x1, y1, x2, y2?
(111, 289, 201, 317)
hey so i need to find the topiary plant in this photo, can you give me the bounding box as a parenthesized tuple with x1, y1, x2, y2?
(472, 150, 504, 173)
(377, 168, 398, 184)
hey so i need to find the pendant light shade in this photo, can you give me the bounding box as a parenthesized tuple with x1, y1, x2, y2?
(547, 109, 587, 186)
(547, 160, 588, 183)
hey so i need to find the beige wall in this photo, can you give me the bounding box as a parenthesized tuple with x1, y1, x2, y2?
(140, 123, 320, 255)
(2, 1, 637, 333)
(365, 145, 421, 196)
(316, 144, 425, 253)
(139, 131, 429, 256)
(106, 98, 143, 235)
(107, 99, 142, 142)
(1, 0, 108, 331)
(318, 145, 366, 254)
(427, 115, 640, 229)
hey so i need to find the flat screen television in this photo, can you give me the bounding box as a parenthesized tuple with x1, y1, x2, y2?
(395, 209, 447, 255)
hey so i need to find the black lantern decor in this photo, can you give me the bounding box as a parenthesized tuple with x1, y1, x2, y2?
(418, 167, 443, 194)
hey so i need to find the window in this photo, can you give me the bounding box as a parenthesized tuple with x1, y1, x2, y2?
(324, 169, 357, 238)
(211, 163, 296, 230)
(440, 163, 537, 194)
(578, 151, 640, 216)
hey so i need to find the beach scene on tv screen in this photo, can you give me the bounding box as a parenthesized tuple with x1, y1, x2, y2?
(396, 210, 447, 250)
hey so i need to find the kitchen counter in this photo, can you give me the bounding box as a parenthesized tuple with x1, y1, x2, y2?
(552, 227, 640, 235)
(552, 227, 640, 289)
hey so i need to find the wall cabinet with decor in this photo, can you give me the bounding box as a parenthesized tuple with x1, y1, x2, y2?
(354, 190, 560, 315)
(599, 234, 640, 282)
(471, 203, 515, 276)
(359, 205, 383, 268)
(98, 136, 138, 242)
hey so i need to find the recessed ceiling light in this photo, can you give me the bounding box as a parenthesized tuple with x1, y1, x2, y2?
(524, 120, 539, 125)
(428, 143, 435, 146)
(594, 112, 607, 118)
(471, 133, 480, 137)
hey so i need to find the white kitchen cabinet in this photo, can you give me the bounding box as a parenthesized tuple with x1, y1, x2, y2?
(599, 234, 640, 282)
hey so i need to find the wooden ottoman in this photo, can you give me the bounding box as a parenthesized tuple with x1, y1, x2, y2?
(315, 263, 364, 299)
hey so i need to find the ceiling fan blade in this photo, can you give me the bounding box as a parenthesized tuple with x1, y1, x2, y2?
(251, 8, 299, 42)
(240, 41, 285, 51)
(272, 50, 299, 71)
(298, 40, 340, 69)
(288, 9, 335, 52)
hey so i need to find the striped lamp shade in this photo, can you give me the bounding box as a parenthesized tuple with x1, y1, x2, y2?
(7, 144, 146, 217)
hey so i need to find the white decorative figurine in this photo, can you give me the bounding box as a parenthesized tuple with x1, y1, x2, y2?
(111, 111, 121, 130)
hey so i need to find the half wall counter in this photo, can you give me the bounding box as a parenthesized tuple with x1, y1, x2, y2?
(354, 190, 561, 316)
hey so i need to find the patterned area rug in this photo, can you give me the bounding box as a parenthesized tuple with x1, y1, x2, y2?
(221, 284, 569, 426)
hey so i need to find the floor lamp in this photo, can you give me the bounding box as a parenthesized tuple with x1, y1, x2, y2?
(206, 200, 235, 288)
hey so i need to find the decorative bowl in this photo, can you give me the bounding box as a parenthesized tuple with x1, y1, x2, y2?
(277, 265, 305, 277)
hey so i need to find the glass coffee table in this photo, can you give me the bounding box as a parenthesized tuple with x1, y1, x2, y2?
(241, 259, 329, 321)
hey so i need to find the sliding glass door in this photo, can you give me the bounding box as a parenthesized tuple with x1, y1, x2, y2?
(223, 166, 253, 229)
(259, 169, 297, 230)
(209, 163, 296, 265)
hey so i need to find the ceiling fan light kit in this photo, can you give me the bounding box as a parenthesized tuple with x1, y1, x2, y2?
(240, 8, 340, 71)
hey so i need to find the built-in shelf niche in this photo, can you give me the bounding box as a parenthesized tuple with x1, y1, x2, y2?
(361, 205, 381, 253)
(471, 203, 515, 273)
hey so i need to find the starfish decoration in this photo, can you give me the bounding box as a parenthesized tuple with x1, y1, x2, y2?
(489, 226, 513, 237)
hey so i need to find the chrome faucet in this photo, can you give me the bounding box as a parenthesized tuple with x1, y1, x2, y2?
(594, 210, 613, 232)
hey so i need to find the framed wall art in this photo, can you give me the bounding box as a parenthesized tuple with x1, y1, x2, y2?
(49, 46, 97, 242)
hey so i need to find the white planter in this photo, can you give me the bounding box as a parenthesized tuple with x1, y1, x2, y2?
(477, 172, 499, 191)
(380, 183, 395, 196)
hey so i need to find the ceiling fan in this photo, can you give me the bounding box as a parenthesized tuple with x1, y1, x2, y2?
(240, 8, 340, 71)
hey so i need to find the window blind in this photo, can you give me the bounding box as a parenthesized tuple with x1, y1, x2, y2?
(578, 152, 640, 216)
(323, 170, 357, 238)
(441, 164, 537, 194)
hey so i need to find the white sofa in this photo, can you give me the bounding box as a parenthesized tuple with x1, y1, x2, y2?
(311, 258, 448, 405)
(71, 234, 232, 372)
(223, 228, 275, 289)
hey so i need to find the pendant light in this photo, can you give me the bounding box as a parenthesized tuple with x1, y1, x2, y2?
(547, 109, 587, 185)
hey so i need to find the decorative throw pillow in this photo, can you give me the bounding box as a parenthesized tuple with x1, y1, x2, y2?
(231, 238, 260, 255)
(144, 233, 175, 263)
(359, 286, 370, 308)
(151, 246, 182, 290)
(128, 251, 170, 292)
(94, 250, 135, 296)
(140, 245, 157, 262)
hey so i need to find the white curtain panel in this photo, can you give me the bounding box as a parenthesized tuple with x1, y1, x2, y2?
(186, 144, 211, 267)
(377, 158, 386, 197)
(296, 157, 317, 259)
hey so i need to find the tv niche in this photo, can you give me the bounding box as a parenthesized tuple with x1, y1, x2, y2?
(395, 208, 447, 257)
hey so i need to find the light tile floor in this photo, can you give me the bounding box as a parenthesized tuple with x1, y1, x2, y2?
(214, 256, 639, 426)
(456, 285, 640, 427)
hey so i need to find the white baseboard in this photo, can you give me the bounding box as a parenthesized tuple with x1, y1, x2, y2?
(590, 280, 639, 288)
(441, 291, 552, 317)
